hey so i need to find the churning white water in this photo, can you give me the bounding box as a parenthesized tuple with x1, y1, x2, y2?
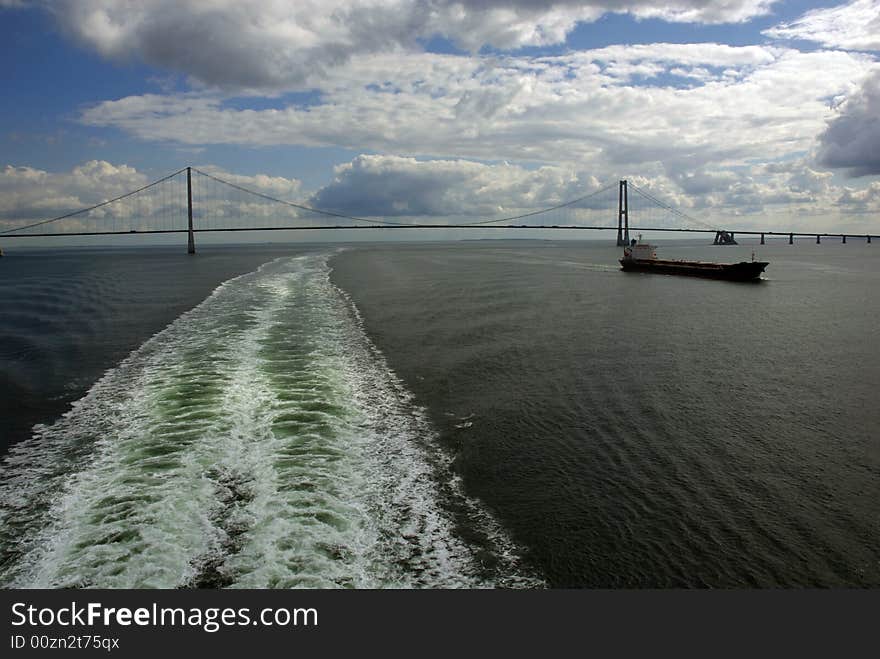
(0, 253, 538, 588)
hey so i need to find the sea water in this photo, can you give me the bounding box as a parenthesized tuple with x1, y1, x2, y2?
(1, 240, 877, 587)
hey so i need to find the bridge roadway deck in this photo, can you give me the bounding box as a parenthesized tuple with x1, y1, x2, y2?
(2, 225, 876, 240)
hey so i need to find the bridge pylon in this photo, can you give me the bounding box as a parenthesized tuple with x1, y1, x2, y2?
(186, 166, 196, 254)
(616, 179, 630, 246)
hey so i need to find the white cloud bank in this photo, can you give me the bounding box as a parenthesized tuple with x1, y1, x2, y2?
(764, 0, 880, 51)
(308, 154, 880, 230)
(3, 1, 878, 233)
(0, 161, 302, 231)
(310, 154, 603, 217)
(31, 1, 781, 91)
(78, 46, 878, 174)
(0, 161, 147, 223)
(2, 157, 877, 236)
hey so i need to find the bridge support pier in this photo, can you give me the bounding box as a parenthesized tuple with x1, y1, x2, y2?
(816, 235, 821, 244)
(760, 233, 765, 245)
(714, 230, 737, 245)
(842, 234, 846, 244)
(186, 166, 196, 255)
(789, 233, 793, 244)
(869, 235, 872, 244)
(616, 180, 629, 246)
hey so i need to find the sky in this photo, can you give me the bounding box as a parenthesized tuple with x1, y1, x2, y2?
(1, 0, 879, 236)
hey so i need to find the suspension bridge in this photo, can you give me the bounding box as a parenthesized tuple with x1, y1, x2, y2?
(0, 166, 874, 253)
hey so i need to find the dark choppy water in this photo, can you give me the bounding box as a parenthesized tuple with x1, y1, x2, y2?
(1, 240, 878, 587)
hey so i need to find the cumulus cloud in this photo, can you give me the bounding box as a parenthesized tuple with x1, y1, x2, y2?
(817, 69, 880, 176)
(764, 0, 880, 51)
(837, 181, 880, 212)
(309, 154, 602, 217)
(625, 158, 841, 221)
(300, 153, 877, 233)
(0, 156, 870, 234)
(10, 1, 780, 91)
(0, 161, 147, 224)
(0, 161, 302, 232)
(79, 46, 876, 173)
(5, 0, 877, 233)
(194, 165, 302, 199)
(713, 161, 838, 217)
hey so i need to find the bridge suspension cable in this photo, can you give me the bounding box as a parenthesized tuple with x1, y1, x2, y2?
(0, 163, 732, 242)
(457, 181, 619, 226)
(628, 182, 717, 231)
(192, 168, 417, 227)
(0, 168, 187, 235)
(193, 169, 622, 228)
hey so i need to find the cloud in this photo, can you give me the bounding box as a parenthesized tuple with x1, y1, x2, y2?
(194, 165, 302, 199)
(309, 154, 602, 217)
(79, 46, 876, 174)
(817, 69, 880, 176)
(12, 1, 780, 92)
(0, 161, 302, 232)
(1, 156, 873, 235)
(417, 1, 780, 52)
(837, 181, 880, 212)
(0, 161, 147, 224)
(303, 153, 878, 233)
(714, 161, 837, 215)
(628, 158, 840, 219)
(764, 0, 880, 51)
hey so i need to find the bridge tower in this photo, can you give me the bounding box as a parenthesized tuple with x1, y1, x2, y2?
(186, 166, 196, 254)
(616, 179, 630, 246)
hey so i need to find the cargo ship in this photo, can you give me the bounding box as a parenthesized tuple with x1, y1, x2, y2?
(620, 237, 768, 281)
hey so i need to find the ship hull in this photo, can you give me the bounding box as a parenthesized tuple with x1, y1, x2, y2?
(620, 258, 768, 281)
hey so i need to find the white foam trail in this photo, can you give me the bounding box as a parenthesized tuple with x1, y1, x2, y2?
(0, 253, 541, 588)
